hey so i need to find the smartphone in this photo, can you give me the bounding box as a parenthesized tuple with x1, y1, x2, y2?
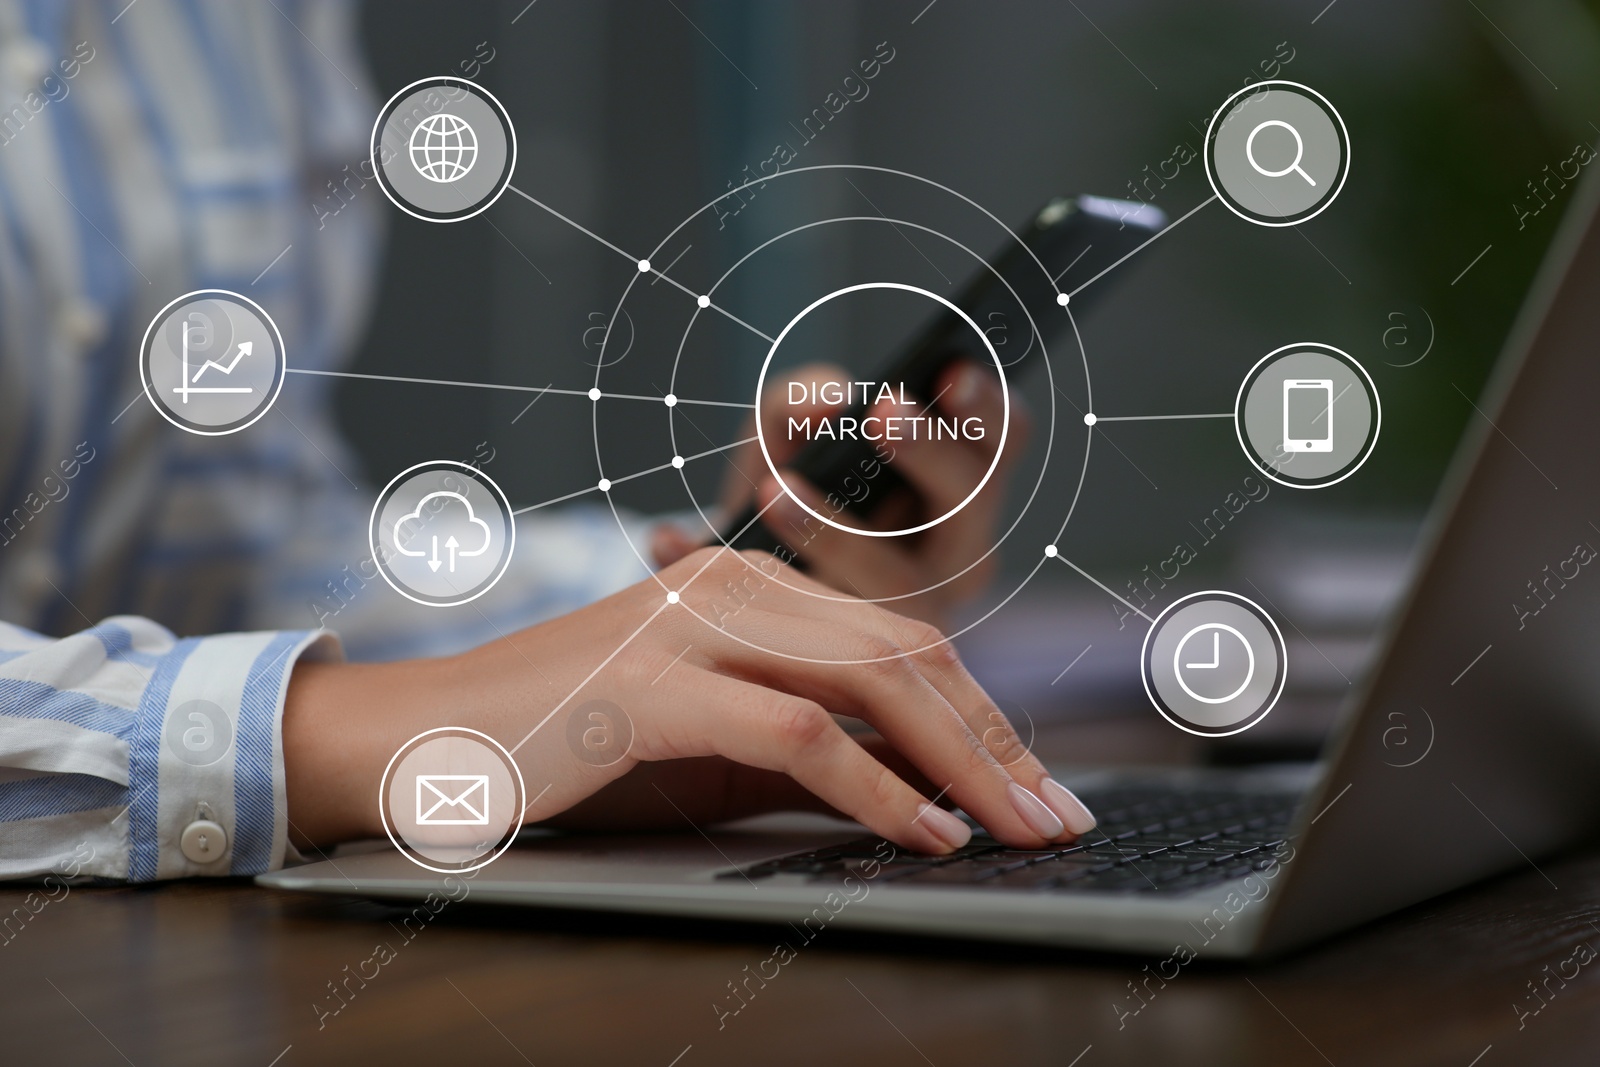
(1282, 378, 1334, 453)
(720, 194, 1168, 559)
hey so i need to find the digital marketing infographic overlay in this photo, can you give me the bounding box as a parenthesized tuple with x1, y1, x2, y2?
(138, 75, 1370, 871)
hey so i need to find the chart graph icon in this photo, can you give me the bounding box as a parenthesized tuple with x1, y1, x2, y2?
(174, 322, 255, 404)
(140, 289, 285, 436)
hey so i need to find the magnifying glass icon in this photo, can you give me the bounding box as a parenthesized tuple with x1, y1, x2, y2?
(1246, 119, 1316, 187)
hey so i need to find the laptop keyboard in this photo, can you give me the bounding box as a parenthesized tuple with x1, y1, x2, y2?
(721, 786, 1299, 895)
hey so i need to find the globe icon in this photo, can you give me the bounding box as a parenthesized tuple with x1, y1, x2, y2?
(409, 113, 478, 184)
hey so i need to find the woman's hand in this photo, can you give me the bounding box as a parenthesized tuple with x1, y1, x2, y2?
(651, 360, 1030, 629)
(283, 546, 1094, 857)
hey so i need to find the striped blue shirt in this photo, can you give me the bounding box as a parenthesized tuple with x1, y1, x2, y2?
(0, 1, 647, 881)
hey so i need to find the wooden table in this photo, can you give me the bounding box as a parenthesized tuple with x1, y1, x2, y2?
(5, 722, 1599, 1066)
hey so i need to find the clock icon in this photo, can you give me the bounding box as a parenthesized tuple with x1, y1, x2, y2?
(1141, 591, 1286, 736)
(1173, 623, 1256, 704)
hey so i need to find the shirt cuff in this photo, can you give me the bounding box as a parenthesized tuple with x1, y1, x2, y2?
(126, 629, 343, 881)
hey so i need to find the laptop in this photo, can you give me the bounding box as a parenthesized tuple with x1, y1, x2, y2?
(260, 169, 1600, 960)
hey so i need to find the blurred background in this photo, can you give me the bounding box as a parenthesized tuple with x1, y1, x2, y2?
(345, 0, 1600, 747)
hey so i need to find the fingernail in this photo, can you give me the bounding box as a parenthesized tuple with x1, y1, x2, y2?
(916, 802, 971, 851)
(1007, 781, 1065, 839)
(948, 364, 986, 411)
(1039, 777, 1098, 835)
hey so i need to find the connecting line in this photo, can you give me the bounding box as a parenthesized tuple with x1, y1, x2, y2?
(283, 367, 751, 410)
(1093, 412, 1233, 422)
(511, 436, 758, 515)
(510, 483, 608, 515)
(508, 599, 670, 756)
(653, 396, 753, 410)
(505, 183, 777, 345)
(1067, 194, 1217, 299)
(1051, 553, 1153, 623)
(673, 435, 759, 468)
(284, 367, 573, 394)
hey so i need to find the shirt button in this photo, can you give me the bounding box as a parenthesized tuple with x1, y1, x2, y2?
(180, 819, 228, 864)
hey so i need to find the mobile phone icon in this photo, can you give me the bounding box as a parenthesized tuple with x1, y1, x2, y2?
(1283, 378, 1334, 453)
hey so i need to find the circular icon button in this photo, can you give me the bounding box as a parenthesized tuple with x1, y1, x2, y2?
(370, 460, 515, 607)
(380, 727, 526, 874)
(139, 290, 286, 435)
(1205, 80, 1349, 226)
(372, 76, 516, 223)
(1142, 591, 1286, 737)
(753, 282, 1009, 539)
(1235, 342, 1380, 489)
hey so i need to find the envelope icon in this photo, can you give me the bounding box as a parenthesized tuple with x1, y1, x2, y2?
(415, 775, 490, 825)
